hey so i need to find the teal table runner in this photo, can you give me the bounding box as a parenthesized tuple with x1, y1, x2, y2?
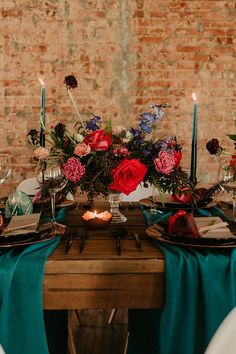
(128, 206, 236, 354)
(0, 208, 67, 354)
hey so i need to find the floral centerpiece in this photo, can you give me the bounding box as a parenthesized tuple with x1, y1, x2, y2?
(27, 75, 192, 205)
(206, 122, 236, 203)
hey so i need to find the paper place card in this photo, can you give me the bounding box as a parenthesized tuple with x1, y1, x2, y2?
(194, 216, 235, 239)
(2, 213, 41, 236)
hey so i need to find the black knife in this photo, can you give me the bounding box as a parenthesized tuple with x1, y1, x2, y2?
(79, 233, 86, 253)
(116, 235, 121, 255)
(64, 226, 73, 254)
(132, 232, 142, 252)
(111, 227, 128, 256)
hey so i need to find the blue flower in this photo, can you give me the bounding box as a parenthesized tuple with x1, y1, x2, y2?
(85, 115, 101, 131)
(129, 127, 141, 137)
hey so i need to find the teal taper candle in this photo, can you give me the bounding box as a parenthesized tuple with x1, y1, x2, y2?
(190, 92, 198, 185)
(39, 78, 46, 147)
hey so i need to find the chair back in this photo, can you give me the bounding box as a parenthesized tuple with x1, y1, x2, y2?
(0, 345, 5, 354)
(205, 307, 236, 354)
(16, 178, 40, 196)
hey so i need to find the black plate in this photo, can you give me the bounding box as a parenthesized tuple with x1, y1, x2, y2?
(0, 232, 38, 244)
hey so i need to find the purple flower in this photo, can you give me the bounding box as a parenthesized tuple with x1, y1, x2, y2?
(64, 75, 78, 89)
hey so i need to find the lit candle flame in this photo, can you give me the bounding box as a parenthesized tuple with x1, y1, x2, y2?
(192, 92, 197, 103)
(38, 78, 45, 86)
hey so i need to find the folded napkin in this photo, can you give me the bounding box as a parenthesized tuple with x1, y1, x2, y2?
(0, 208, 67, 354)
(168, 210, 201, 238)
(128, 206, 236, 354)
(172, 184, 221, 204)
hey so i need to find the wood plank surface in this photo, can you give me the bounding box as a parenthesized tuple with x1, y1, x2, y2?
(43, 202, 166, 309)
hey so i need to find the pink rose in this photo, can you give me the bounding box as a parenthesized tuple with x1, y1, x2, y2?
(109, 158, 147, 195)
(63, 157, 85, 183)
(154, 151, 175, 175)
(33, 147, 50, 159)
(84, 129, 112, 151)
(74, 143, 91, 157)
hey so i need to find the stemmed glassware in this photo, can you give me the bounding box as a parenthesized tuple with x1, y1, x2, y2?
(36, 156, 67, 226)
(0, 154, 11, 185)
(218, 154, 236, 221)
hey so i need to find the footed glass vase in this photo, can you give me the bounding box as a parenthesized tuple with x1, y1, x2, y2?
(108, 193, 127, 223)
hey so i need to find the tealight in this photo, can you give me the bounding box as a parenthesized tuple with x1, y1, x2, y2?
(81, 210, 112, 229)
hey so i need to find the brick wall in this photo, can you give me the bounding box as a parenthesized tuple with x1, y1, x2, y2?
(0, 0, 235, 196)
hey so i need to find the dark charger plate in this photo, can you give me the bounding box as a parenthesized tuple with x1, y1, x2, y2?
(146, 224, 236, 248)
(0, 227, 55, 247)
(162, 231, 236, 246)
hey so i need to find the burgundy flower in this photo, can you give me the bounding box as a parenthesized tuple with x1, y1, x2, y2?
(64, 75, 78, 89)
(113, 146, 130, 158)
(54, 123, 66, 138)
(206, 138, 223, 155)
(27, 129, 39, 146)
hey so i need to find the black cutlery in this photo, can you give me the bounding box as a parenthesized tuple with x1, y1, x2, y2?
(132, 232, 142, 252)
(64, 226, 74, 254)
(111, 227, 128, 256)
(79, 233, 86, 254)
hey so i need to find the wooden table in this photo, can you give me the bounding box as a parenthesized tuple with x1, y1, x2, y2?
(43, 202, 165, 310)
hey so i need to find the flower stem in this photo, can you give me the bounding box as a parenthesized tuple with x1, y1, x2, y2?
(67, 89, 85, 128)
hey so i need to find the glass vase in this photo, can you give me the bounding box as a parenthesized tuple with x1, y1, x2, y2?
(108, 193, 127, 223)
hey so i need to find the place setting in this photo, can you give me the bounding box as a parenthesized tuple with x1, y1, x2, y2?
(0, 212, 62, 248)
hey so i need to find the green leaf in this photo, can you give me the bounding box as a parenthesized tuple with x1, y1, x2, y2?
(227, 134, 236, 141)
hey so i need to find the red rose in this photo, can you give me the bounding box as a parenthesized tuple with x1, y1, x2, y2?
(173, 150, 182, 167)
(230, 155, 236, 167)
(109, 158, 147, 195)
(84, 129, 112, 151)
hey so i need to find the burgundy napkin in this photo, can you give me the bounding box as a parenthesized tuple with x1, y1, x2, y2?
(168, 210, 201, 238)
(172, 184, 220, 204)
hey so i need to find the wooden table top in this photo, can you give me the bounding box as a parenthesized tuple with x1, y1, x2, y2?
(43, 202, 165, 310)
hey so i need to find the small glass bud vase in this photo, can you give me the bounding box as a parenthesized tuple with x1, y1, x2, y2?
(108, 193, 127, 223)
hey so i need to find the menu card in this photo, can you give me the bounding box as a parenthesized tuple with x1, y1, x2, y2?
(2, 213, 41, 236)
(195, 216, 235, 239)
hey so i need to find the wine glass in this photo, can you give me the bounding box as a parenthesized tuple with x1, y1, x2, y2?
(218, 154, 236, 221)
(36, 156, 67, 226)
(0, 154, 11, 185)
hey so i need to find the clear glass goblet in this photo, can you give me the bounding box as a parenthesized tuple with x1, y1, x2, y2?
(0, 154, 11, 185)
(218, 154, 236, 221)
(36, 156, 67, 226)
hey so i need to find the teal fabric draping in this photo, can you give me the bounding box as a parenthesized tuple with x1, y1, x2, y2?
(0, 208, 67, 354)
(128, 206, 236, 354)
